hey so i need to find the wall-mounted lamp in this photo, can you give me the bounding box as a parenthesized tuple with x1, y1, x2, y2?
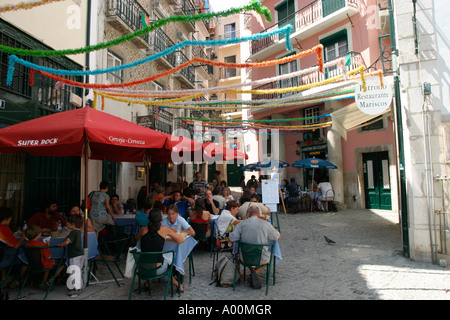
(168, 163, 173, 172)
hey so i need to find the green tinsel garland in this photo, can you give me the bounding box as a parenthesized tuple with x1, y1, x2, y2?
(0, 0, 272, 57)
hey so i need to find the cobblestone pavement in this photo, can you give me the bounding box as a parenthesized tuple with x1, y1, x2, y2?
(5, 209, 450, 302)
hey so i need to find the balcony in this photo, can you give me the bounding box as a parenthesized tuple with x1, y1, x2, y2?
(171, 0, 196, 32)
(147, 28, 177, 69)
(251, 0, 359, 60)
(173, 51, 195, 88)
(192, 45, 213, 79)
(105, 0, 150, 49)
(252, 51, 365, 101)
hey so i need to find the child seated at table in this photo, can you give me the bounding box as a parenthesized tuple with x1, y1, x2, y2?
(24, 225, 65, 290)
(57, 214, 84, 296)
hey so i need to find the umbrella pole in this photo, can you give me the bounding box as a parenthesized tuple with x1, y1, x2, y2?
(84, 136, 88, 247)
(279, 188, 287, 214)
(83, 135, 89, 289)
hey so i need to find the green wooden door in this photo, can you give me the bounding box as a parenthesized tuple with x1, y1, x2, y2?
(24, 155, 81, 217)
(363, 152, 392, 210)
(102, 160, 117, 197)
(322, 0, 346, 17)
(227, 162, 243, 187)
(276, 0, 296, 38)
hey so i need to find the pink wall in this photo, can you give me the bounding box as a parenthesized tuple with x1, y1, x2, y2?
(341, 119, 395, 172)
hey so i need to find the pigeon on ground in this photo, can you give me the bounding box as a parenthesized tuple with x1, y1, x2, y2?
(324, 235, 336, 244)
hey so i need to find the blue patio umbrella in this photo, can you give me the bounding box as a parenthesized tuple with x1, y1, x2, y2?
(291, 157, 337, 189)
(241, 162, 261, 171)
(256, 159, 290, 170)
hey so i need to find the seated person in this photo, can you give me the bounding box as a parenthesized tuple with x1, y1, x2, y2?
(24, 225, 65, 290)
(222, 187, 234, 202)
(66, 204, 95, 233)
(0, 207, 27, 284)
(204, 189, 220, 215)
(135, 197, 154, 227)
(161, 191, 192, 219)
(153, 187, 165, 203)
(137, 208, 185, 292)
(316, 181, 334, 211)
(110, 194, 124, 216)
(216, 201, 241, 238)
(237, 194, 270, 220)
(212, 187, 227, 211)
(229, 206, 281, 289)
(27, 199, 66, 234)
(286, 178, 300, 198)
(189, 198, 211, 238)
(162, 204, 195, 237)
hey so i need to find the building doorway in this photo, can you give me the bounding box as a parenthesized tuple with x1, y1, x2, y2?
(363, 151, 392, 210)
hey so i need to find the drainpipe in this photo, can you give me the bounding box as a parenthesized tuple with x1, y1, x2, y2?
(388, 0, 410, 257)
(422, 91, 438, 264)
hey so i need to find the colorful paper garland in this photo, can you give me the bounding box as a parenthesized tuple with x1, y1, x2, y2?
(0, 0, 272, 57)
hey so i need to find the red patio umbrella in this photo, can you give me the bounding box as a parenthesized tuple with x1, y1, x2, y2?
(0, 107, 169, 162)
(0, 107, 171, 252)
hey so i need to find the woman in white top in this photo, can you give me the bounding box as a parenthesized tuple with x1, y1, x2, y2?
(221, 187, 234, 202)
(216, 201, 241, 238)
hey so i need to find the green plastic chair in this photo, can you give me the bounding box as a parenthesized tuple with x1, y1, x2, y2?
(88, 237, 128, 287)
(128, 249, 177, 300)
(18, 245, 66, 300)
(232, 241, 275, 296)
(188, 222, 210, 284)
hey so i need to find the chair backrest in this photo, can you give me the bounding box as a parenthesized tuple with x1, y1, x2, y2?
(23, 245, 65, 271)
(23, 246, 44, 270)
(190, 222, 208, 240)
(131, 250, 174, 279)
(237, 241, 272, 267)
(325, 189, 334, 200)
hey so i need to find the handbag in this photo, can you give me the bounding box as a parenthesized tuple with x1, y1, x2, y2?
(216, 230, 233, 251)
(124, 246, 140, 278)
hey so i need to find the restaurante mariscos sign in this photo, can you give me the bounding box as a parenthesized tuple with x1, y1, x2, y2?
(355, 77, 393, 115)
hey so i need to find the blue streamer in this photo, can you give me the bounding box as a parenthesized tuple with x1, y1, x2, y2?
(6, 25, 293, 85)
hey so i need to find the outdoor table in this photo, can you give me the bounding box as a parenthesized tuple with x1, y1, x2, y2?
(136, 235, 198, 276)
(17, 231, 99, 265)
(115, 214, 140, 234)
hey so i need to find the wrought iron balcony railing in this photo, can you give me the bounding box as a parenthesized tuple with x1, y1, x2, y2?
(251, 0, 358, 56)
(149, 28, 177, 67)
(252, 51, 365, 100)
(106, 0, 149, 45)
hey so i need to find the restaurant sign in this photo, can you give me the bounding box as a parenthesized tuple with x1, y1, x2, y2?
(355, 77, 392, 115)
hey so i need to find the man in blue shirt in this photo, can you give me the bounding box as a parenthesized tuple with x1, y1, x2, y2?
(162, 203, 195, 236)
(161, 191, 193, 219)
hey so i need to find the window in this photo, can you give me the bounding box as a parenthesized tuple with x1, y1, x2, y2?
(361, 116, 384, 132)
(275, 0, 295, 35)
(150, 81, 163, 92)
(224, 23, 236, 39)
(278, 53, 299, 96)
(106, 51, 123, 84)
(304, 106, 320, 125)
(223, 56, 237, 78)
(320, 30, 348, 77)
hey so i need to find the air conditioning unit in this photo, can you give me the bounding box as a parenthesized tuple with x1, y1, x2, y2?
(70, 92, 83, 108)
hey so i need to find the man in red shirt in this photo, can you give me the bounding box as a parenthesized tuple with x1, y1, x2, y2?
(27, 199, 66, 233)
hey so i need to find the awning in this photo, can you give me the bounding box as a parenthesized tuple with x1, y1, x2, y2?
(330, 102, 392, 141)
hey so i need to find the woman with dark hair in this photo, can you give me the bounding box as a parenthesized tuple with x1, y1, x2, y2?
(67, 204, 95, 232)
(188, 198, 211, 237)
(89, 180, 114, 234)
(137, 208, 184, 291)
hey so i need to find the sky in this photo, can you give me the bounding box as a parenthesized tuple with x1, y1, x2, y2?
(208, 0, 252, 12)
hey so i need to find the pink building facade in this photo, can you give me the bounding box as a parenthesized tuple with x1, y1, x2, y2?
(248, 0, 398, 211)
